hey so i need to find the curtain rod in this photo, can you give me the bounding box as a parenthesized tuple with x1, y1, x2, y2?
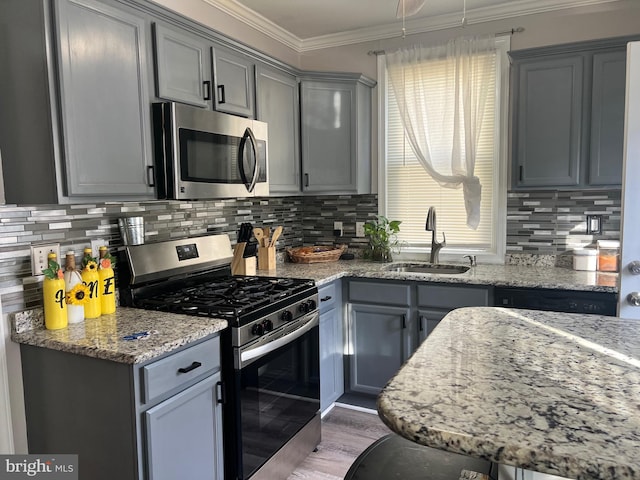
(367, 27, 524, 56)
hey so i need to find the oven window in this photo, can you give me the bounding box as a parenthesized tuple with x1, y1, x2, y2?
(179, 129, 266, 184)
(239, 326, 319, 478)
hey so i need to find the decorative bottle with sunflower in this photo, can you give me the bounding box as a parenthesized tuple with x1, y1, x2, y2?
(42, 252, 67, 330)
(98, 246, 116, 314)
(64, 251, 87, 324)
(81, 247, 101, 319)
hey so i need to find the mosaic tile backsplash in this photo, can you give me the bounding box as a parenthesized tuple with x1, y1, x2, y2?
(0, 189, 621, 314)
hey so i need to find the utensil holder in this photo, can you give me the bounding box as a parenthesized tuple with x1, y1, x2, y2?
(231, 243, 257, 275)
(258, 246, 276, 270)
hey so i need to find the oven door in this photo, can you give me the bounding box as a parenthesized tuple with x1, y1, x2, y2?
(233, 312, 320, 480)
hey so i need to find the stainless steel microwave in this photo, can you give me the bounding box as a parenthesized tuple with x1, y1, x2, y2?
(153, 102, 268, 200)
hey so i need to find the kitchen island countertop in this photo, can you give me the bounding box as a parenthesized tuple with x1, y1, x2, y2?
(257, 259, 618, 292)
(10, 307, 227, 364)
(377, 306, 640, 480)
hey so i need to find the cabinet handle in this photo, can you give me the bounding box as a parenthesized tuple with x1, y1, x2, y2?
(203, 80, 211, 100)
(216, 381, 226, 404)
(217, 85, 226, 104)
(304, 173, 309, 187)
(320, 295, 332, 302)
(402, 314, 406, 329)
(146, 165, 155, 187)
(419, 316, 425, 331)
(177, 361, 202, 374)
(519, 165, 524, 182)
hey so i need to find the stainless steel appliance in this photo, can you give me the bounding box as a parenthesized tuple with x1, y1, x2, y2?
(119, 234, 320, 480)
(153, 102, 269, 200)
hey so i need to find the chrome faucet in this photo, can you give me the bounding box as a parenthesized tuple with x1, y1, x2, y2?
(425, 206, 446, 264)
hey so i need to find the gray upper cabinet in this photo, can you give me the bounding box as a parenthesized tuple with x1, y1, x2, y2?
(300, 74, 374, 194)
(212, 44, 255, 118)
(256, 65, 301, 193)
(589, 50, 627, 185)
(513, 55, 583, 188)
(153, 23, 212, 108)
(55, 0, 154, 197)
(511, 37, 637, 190)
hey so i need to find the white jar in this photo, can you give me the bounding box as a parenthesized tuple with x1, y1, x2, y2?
(573, 248, 597, 271)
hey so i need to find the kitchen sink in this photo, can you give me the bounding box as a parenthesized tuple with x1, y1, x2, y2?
(382, 263, 470, 274)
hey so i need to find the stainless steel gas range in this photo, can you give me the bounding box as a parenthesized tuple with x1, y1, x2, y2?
(119, 234, 321, 480)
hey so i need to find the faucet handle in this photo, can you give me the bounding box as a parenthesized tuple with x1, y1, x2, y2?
(463, 254, 477, 266)
(439, 232, 446, 247)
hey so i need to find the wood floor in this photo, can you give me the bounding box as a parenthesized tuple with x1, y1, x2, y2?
(287, 406, 393, 480)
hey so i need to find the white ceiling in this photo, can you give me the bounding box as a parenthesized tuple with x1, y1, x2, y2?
(206, 0, 623, 50)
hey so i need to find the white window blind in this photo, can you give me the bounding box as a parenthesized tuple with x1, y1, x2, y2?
(383, 42, 507, 256)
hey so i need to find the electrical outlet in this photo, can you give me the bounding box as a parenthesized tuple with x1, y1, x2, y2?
(31, 243, 61, 276)
(333, 221, 343, 231)
(91, 239, 106, 258)
(356, 222, 365, 237)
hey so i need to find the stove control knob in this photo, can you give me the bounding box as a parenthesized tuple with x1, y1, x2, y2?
(262, 319, 274, 332)
(251, 323, 264, 336)
(299, 302, 310, 314)
(281, 310, 293, 322)
(306, 299, 317, 311)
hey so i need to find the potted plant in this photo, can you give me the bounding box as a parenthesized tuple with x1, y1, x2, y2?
(363, 215, 402, 262)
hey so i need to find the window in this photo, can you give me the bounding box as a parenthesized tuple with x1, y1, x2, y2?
(378, 37, 509, 263)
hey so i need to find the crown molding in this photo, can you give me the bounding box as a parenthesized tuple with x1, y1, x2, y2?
(204, 0, 625, 53)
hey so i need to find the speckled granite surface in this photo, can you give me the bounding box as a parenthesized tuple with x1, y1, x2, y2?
(10, 307, 227, 364)
(258, 260, 618, 292)
(378, 307, 640, 480)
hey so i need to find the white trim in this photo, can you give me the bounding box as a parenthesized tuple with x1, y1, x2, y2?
(333, 402, 378, 416)
(204, 0, 623, 52)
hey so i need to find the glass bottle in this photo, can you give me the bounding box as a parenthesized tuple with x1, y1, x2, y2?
(43, 252, 67, 330)
(64, 251, 85, 324)
(81, 247, 101, 319)
(98, 246, 116, 314)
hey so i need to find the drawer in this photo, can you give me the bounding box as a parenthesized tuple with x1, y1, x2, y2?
(142, 336, 220, 404)
(417, 284, 489, 309)
(349, 280, 411, 306)
(318, 283, 337, 313)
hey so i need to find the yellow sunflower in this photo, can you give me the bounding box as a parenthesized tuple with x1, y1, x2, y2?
(84, 260, 98, 271)
(66, 283, 90, 305)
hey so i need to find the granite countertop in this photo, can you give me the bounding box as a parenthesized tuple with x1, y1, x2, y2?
(377, 306, 640, 480)
(10, 307, 227, 364)
(257, 260, 618, 292)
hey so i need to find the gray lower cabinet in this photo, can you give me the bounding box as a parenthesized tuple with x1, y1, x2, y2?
(255, 65, 301, 194)
(319, 281, 344, 411)
(153, 22, 212, 108)
(212, 44, 255, 118)
(19, 335, 223, 480)
(300, 74, 374, 194)
(0, 0, 155, 203)
(510, 37, 637, 189)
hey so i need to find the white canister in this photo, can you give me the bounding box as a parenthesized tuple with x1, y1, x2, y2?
(573, 248, 597, 271)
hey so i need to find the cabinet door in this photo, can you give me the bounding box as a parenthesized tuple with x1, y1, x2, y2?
(212, 45, 254, 117)
(301, 80, 357, 193)
(589, 50, 626, 186)
(256, 65, 300, 193)
(348, 303, 412, 395)
(153, 23, 211, 108)
(417, 309, 448, 346)
(320, 307, 344, 411)
(55, 0, 154, 197)
(145, 372, 223, 480)
(514, 55, 583, 187)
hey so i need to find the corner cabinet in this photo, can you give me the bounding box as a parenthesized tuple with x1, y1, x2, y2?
(0, 0, 155, 203)
(19, 335, 224, 480)
(256, 65, 301, 194)
(300, 73, 375, 194)
(510, 36, 636, 189)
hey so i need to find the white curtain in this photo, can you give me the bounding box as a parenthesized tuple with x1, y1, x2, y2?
(385, 35, 496, 229)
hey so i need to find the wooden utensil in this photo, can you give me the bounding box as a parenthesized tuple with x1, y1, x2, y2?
(263, 227, 270, 247)
(253, 228, 265, 247)
(269, 226, 283, 247)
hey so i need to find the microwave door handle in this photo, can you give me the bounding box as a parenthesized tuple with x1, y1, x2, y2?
(238, 127, 259, 193)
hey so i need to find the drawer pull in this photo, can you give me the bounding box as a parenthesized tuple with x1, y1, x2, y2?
(320, 295, 332, 302)
(177, 361, 202, 374)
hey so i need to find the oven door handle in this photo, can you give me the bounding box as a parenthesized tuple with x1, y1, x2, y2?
(239, 313, 318, 369)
